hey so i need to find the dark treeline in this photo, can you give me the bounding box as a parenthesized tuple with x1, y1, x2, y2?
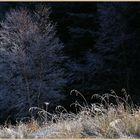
(0, 2, 140, 123)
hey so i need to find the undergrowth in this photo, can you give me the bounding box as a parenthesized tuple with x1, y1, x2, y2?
(0, 89, 140, 138)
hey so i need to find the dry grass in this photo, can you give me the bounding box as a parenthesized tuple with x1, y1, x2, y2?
(0, 89, 140, 138)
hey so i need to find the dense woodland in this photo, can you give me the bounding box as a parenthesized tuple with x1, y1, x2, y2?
(0, 2, 140, 123)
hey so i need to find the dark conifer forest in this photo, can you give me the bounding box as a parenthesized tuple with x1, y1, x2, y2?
(0, 2, 140, 123)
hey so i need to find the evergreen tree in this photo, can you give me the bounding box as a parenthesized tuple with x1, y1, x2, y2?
(50, 3, 98, 59)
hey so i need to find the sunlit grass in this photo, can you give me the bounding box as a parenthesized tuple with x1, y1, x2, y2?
(0, 89, 140, 138)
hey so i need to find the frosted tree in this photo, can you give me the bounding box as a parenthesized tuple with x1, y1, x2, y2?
(96, 3, 132, 92)
(96, 3, 140, 96)
(67, 49, 102, 103)
(0, 5, 67, 121)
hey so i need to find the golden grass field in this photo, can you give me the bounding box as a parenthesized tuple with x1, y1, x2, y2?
(0, 90, 140, 139)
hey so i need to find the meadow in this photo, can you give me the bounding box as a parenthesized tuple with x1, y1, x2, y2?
(0, 89, 140, 139)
